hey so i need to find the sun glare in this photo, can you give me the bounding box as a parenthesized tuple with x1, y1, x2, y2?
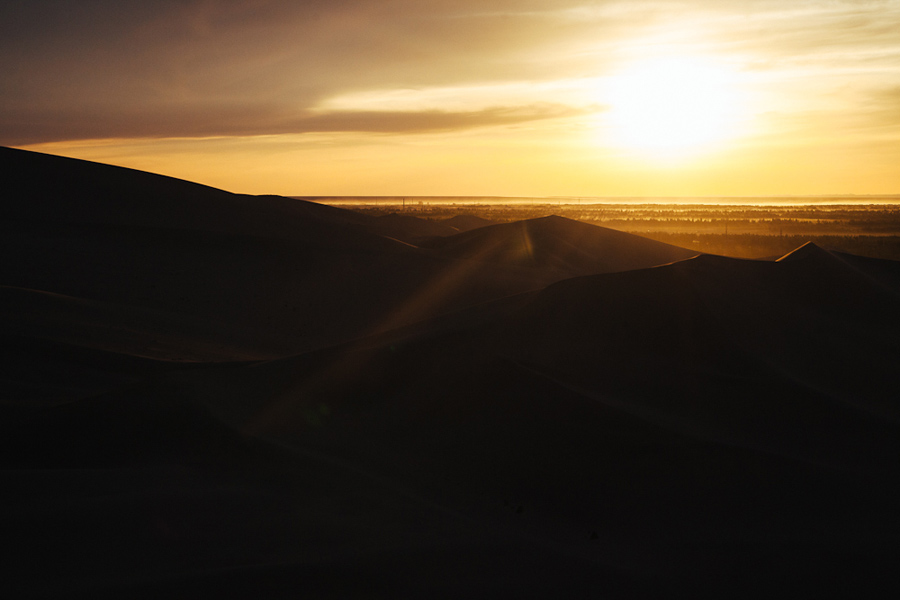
(604, 56, 743, 158)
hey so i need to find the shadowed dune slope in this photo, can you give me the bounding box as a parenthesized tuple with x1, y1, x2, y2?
(5, 147, 900, 598)
(781, 241, 900, 295)
(1, 147, 696, 367)
(368, 212, 461, 243)
(421, 215, 698, 278)
(96, 243, 898, 598)
(187, 244, 900, 481)
(0, 283, 264, 405)
(0, 218, 541, 356)
(0, 285, 270, 361)
(5, 240, 900, 597)
(1, 146, 376, 243)
(442, 213, 495, 232)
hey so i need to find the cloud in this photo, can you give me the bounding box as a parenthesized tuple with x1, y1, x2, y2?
(0, 0, 620, 144)
(0, 1, 602, 98)
(298, 104, 592, 133)
(699, 1, 900, 65)
(0, 102, 592, 145)
(2, 1, 900, 145)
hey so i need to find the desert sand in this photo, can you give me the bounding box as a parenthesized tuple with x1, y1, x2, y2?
(3, 146, 900, 598)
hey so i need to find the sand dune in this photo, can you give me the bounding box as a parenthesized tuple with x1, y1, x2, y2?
(422, 214, 698, 278)
(780, 241, 900, 295)
(369, 212, 461, 243)
(441, 213, 495, 232)
(162, 246, 900, 596)
(2, 146, 375, 242)
(0, 285, 270, 361)
(3, 147, 900, 598)
(1, 147, 693, 358)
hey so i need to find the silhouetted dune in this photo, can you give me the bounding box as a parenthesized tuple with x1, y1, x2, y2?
(1, 147, 695, 363)
(1, 147, 376, 242)
(442, 213, 496, 232)
(370, 212, 460, 242)
(0, 149, 515, 357)
(776, 240, 833, 262)
(159, 245, 900, 597)
(0, 285, 270, 361)
(422, 215, 698, 278)
(0, 335, 185, 406)
(4, 146, 900, 598)
(503, 251, 900, 454)
(780, 242, 900, 295)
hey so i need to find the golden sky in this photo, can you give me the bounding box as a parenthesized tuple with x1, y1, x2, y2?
(3, 1, 900, 196)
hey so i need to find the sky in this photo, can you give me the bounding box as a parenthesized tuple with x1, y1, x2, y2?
(2, 0, 900, 197)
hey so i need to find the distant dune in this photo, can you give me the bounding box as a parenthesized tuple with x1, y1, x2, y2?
(422, 214, 698, 278)
(441, 213, 496, 232)
(369, 212, 461, 242)
(3, 146, 900, 599)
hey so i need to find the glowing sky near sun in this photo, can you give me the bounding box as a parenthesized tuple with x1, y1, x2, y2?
(2, 1, 900, 196)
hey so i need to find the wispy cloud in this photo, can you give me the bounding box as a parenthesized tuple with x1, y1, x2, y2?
(0, 1, 623, 144)
(0, 102, 592, 146)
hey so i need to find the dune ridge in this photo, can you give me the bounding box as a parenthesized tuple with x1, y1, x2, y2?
(1, 147, 695, 360)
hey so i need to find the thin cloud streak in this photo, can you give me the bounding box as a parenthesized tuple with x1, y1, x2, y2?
(0, 103, 593, 146)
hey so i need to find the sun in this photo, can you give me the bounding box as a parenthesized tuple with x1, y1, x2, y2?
(604, 56, 742, 158)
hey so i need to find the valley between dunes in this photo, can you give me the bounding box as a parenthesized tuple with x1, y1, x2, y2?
(3, 146, 900, 599)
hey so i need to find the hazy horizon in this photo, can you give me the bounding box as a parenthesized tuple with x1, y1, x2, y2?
(304, 194, 900, 206)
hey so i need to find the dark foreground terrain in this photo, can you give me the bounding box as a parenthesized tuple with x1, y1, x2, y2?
(3, 147, 900, 598)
